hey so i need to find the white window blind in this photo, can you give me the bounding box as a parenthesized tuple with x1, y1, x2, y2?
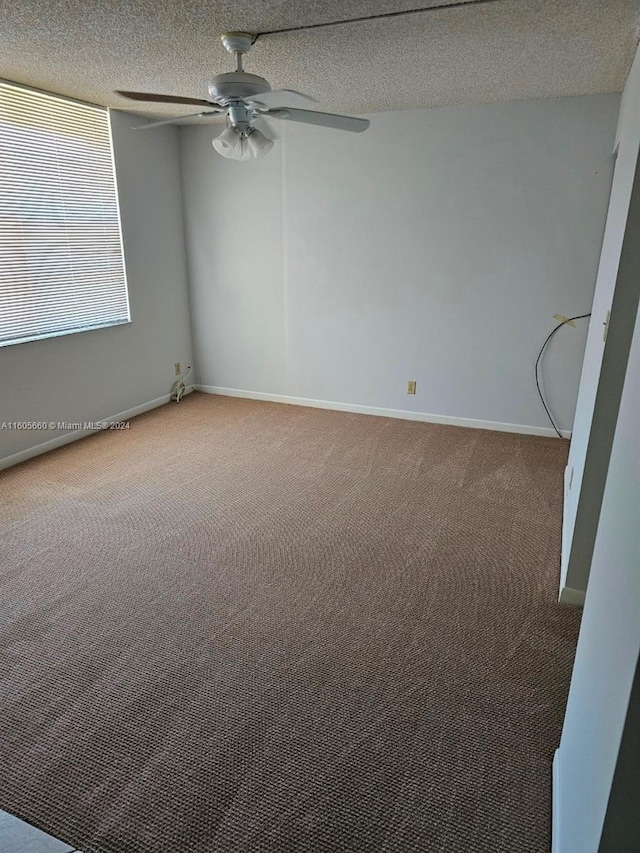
(0, 81, 130, 347)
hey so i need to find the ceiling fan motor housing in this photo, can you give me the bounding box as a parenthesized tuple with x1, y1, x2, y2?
(208, 72, 271, 106)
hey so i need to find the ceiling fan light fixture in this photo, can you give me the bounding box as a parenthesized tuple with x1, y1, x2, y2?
(212, 125, 273, 161)
(247, 128, 274, 159)
(212, 126, 240, 158)
(232, 137, 251, 161)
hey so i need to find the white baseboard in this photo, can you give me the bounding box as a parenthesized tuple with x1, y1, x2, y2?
(559, 585, 586, 607)
(196, 385, 572, 439)
(552, 750, 561, 853)
(0, 387, 194, 471)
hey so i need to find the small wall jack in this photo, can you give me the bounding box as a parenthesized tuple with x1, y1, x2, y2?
(171, 363, 192, 403)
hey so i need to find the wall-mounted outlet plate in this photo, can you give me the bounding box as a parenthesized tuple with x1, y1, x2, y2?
(407, 380, 417, 395)
(174, 362, 181, 376)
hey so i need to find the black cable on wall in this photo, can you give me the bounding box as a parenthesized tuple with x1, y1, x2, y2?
(535, 313, 591, 439)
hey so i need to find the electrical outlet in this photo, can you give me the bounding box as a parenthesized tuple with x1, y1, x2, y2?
(406, 380, 417, 395)
(174, 362, 181, 376)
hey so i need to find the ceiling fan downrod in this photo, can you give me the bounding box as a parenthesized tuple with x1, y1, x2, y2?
(220, 32, 254, 73)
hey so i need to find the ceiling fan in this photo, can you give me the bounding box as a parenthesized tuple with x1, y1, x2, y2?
(116, 32, 370, 160)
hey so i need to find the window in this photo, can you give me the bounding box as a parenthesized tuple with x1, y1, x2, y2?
(0, 81, 130, 347)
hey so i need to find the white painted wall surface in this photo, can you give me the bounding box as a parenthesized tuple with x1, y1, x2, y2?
(553, 290, 640, 853)
(0, 111, 193, 466)
(180, 95, 617, 434)
(561, 46, 640, 594)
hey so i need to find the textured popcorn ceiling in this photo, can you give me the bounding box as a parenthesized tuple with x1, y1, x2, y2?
(0, 0, 639, 120)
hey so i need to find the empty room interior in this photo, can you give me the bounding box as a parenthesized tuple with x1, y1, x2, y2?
(1, 1, 640, 852)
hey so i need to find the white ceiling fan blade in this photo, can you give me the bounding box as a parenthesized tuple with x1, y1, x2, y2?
(244, 89, 317, 110)
(132, 110, 223, 130)
(266, 109, 369, 133)
(251, 114, 278, 140)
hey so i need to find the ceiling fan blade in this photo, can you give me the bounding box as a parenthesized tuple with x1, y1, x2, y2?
(244, 89, 317, 110)
(266, 108, 369, 133)
(116, 90, 214, 107)
(132, 111, 223, 131)
(251, 114, 278, 140)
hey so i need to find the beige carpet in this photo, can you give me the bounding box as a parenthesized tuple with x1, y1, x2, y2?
(0, 393, 580, 852)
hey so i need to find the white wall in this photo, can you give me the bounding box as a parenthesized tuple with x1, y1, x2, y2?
(561, 45, 640, 599)
(0, 111, 193, 467)
(180, 94, 618, 434)
(553, 274, 640, 853)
